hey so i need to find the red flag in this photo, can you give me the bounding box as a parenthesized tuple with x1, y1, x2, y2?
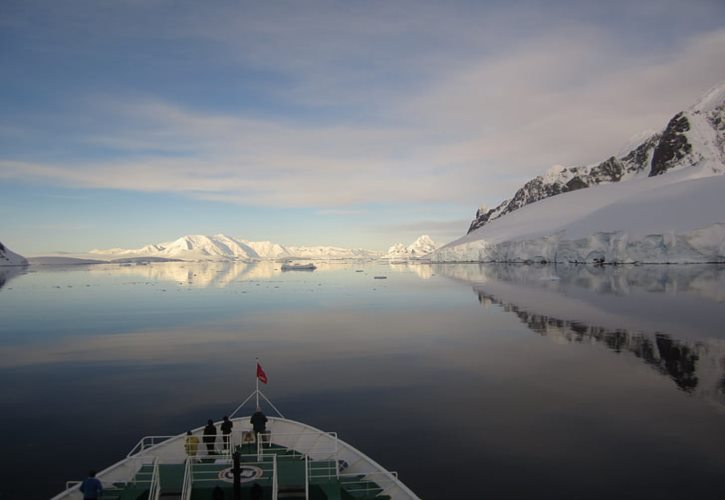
(256, 362, 268, 384)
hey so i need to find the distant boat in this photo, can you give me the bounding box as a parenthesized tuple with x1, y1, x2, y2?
(281, 262, 317, 271)
(373, 276, 387, 279)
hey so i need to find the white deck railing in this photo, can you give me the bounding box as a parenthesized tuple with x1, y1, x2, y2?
(147, 459, 161, 500)
(180, 458, 192, 500)
(127, 436, 175, 457)
(340, 470, 400, 497)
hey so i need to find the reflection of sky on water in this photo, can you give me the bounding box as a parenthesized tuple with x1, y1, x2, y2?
(0, 262, 463, 345)
(1, 262, 725, 499)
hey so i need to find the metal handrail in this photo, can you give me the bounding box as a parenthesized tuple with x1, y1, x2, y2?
(259, 431, 338, 457)
(147, 459, 160, 500)
(180, 458, 192, 500)
(127, 435, 175, 457)
(339, 470, 400, 495)
(131, 455, 159, 486)
(308, 460, 338, 480)
(182, 455, 277, 494)
(304, 455, 310, 500)
(272, 454, 278, 500)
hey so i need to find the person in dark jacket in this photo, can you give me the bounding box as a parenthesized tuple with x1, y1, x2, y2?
(220, 415, 233, 451)
(250, 407, 268, 443)
(203, 419, 217, 455)
(79, 470, 103, 500)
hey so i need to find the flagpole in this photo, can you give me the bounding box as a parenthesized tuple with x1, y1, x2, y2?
(255, 358, 260, 409)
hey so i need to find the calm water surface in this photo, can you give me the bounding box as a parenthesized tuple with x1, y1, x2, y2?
(0, 262, 724, 500)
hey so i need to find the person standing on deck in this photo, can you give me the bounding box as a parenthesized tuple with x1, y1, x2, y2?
(184, 430, 199, 459)
(250, 407, 268, 442)
(203, 419, 217, 455)
(79, 470, 103, 500)
(221, 415, 233, 451)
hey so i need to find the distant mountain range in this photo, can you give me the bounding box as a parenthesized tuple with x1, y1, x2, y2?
(467, 82, 725, 233)
(89, 234, 383, 261)
(3, 234, 442, 265)
(434, 82, 725, 264)
(88, 234, 443, 262)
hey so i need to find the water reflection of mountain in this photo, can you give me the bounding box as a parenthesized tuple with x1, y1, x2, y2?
(0, 266, 27, 290)
(433, 263, 725, 341)
(433, 263, 725, 302)
(476, 290, 714, 397)
(86, 261, 281, 286)
(87, 260, 351, 287)
(433, 261, 725, 410)
(387, 262, 434, 279)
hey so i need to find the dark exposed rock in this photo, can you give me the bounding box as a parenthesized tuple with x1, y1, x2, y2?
(621, 134, 662, 171)
(467, 144, 657, 233)
(565, 176, 588, 191)
(650, 112, 692, 176)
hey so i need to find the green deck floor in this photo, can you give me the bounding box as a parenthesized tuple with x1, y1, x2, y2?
(105, 444, 389, 500)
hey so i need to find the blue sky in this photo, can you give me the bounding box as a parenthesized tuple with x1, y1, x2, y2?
(2, 0, 725, 254)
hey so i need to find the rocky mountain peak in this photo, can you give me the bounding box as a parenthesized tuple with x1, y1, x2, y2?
(650, 112, 692, 176)
(467, 82, 725, 234)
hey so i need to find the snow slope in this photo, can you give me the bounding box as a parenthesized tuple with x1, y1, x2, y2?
(384, 235, 439, 259)
(432, 165, 725, 263)
(0, 241, 28, 266)
(437, 83, 725, 264)
(241, 240, 292, 259)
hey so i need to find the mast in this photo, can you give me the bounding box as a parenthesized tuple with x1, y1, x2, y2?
(229, 359, 284, 418)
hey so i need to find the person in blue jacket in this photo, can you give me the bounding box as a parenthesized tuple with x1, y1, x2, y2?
(79, 470, 103, 500)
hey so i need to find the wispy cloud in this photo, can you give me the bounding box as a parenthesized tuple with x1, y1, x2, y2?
(374, 219, 472, 245)
(2, 2, 724, 214)
(407, 27, 725, 174)
(316, 209, 368, 216)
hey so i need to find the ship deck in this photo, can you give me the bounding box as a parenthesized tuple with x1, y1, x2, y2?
(53, 416, 419, 500)
(100, 444, 390, 500)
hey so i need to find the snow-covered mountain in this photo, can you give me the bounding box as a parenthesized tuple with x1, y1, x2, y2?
(92, 234, 259, 261)
(91, 234, 383, 261)
(285, 245, 381, 259)
(0, 241, 28, 266)
(467, 82, 725, 233)
(241, 240, 292, 259)
(384, 235, 439, 259)
(434, 83, 725, 264)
